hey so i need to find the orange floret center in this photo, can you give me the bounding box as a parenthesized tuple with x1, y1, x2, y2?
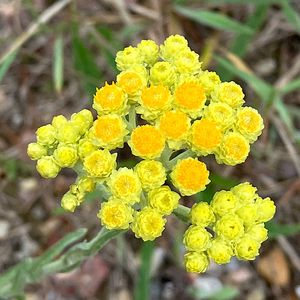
(141, 85, 170, 109)
(174, 82, 206, 110)
(95, 117, 123, 143)
(94, 83, 124, 109)
(118, 72, 143, 94)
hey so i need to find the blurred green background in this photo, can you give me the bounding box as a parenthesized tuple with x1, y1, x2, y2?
(0, 0, 300, 299)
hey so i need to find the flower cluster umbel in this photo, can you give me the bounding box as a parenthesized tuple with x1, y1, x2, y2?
(27, 35, 275, 273)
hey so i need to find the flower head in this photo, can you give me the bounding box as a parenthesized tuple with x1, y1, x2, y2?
(150, 62, 176, 86)
(53, 144, 78, 168)
(235, 236, 260, 260)
(208, 238, 233, 264)
(137, 40, 159, 66)
(190, 202, 215, 227)
(115, 46, 143, 71)
(27, 143, 47, 160)
(36, 156, 61, 178)
(215, 214, 244, 241)
(183, 225, 212, 252)
(184, 251, 209, 273)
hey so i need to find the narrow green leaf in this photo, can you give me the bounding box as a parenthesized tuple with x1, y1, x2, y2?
(134, 241, 154, 300)
(210, 174, 239, 189)
(273, 95, 294, 133)
(204, 0, 284, 4)
(281, 0, 300, 33)
(53, 35, 64, 93)
(279, 77, 300, 95)
(0, 51, 17, 82)
(174, 6, 254, 35)
(266, 221, 300, 239)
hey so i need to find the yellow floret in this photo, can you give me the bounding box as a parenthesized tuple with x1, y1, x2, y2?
(235, 236, 260, 260)
(52, 115, 68, 130)
(190, 202, 215, 227)
(53, 144, 78, 168)
(184, 251, 209, 273)
(131, 207, 166, 241)
(216, 132, 250, 166)
(148, 186, 180, 215)
(246, 224, 268, 243)
(174, 81, 206, 119)
(56, 122, 81, 144)
(61, 192, 78, 212)
(231, 182, 257, 204)
(183, 225, 211, 252)
(36, 124, 56, 146)
(198, 71, 221, 96)
(27, 143, 47, 160)
(70, 109, 94, 135)
(77, 138, 97, 160)
(107, 168, 142, 205)
(236, 107, 264, 143)
(83, 149, 116, 179)
(98, 198, 134, 230)
(174, 49, 202, 74)
(158, 110, 191, 150)
(91, 114, 128, 150)
(203, 102, 235, 131)
(210, 190, 238, 217)
(93, 82, 128, 115)
(215, 214, 244, 241)
(149, 62, 176, 86)
(171, 158, 210, 196)
(129, 125, 165, 159)
(255, 197, 276, 223)
(212, 81, 245, 108)
(115, 46, 143, 71)
(208, 238, 233, 264)
(36, 156, 61, 178)
(160, 35, 189, 62)
(236, 204, 258, 227)
(135, 160, 166, 191)
(189, 119, 222, 156)
(137, 39, 159, 66)
(137, 85, 172, 121)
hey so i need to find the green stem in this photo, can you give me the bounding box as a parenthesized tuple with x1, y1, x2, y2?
(168, 149, 196, 169)
(160, 146, 174, 169)
(128, 106, 137, 131)
(173, 204, 190, 223)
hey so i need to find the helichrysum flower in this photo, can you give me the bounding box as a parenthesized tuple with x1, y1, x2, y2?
(83, 149, 117, 179)
(215, 214, 244, 241)
(36, 156, 61, 178)
(93, 82, 128, 115)
(198, 71, 221, 96)
(150, 62, 176, 86)
(61, 191, 78, 212)
(98, 198, 134, 230)
(173, 49, 201, 74)
(255, 197, 276, 223)
(183, 225, 212, 252)
(107, 168, 142, 205)
(77, 138, 97, 160)
(184, 251, 209, 273)
(53, 144, 78, 168)
(137, 39, 159, 66)
(216, 132, 250, 166)
(231, 182, 257, 203)
(174, 81, 206, 119)
(90, 114, 128, 149)
(70, 109, 94, 135)
(171, 157, 210, 196)
(129, 125, 165, 159)
(158, 110, 191, 150)
(235, 236, 260, 260)
(135, 160, 166, 191)
(27, 142, 47, 160)
(52, 115, 68, 130)
(210, 190, 238, 217)
(131, 207, 166, 241)
(160, 34, 189, 62)
(56, 122, 81, 144)
(189, 119, 222, 156)
(190, 202, 215, 227)
(148, 186, 180, 215)
(236, 107, 264, 143)
(208, 238, 233, 264)
(36, 124, 56, 146)
(115, 46, 143, 71)
(246, 224, 268, 243)
(236, 204, 258, 227)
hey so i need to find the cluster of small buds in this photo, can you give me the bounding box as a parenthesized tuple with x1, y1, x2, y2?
(27, 35, 275, 272)
(183, 182, 276, 273)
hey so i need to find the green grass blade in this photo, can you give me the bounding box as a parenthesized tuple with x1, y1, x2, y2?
(279, 77, 300, 95)
(266, 221, 300, 239)
(203, 0, 284, 4)
(281, 0, 300, 33)
(274, 95, 294, 132)
(134, 241, 154, 300)
(0, 51, 17, 82)
(53, 35, 64, 93)
(174, 5, 254, 35)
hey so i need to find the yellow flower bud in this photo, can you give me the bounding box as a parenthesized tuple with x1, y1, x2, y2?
(27, 142, 47, 160)
(71, 109, 94, 135)
(83, 149, 117, 179)
(235, 236, 260, 260)
(184, 251, 209, 273)
(107, 168, 142, 205)
(52, 115, 68, 130)
(246, 224, 268, 243)
(36, 156, 61, 178)
(183, 225, 212, 252)
(93, 82, 128, 116)
(236, 204, 258, 227)
(215, 214, 244, 241)
(148, 186, 180, 215)
(129, 125, 165, 159)
(255, 197, 276, 223)
(198, 71, 221, 96)
(208, 238, 233, 264)
(174, 81, 206, 119)
(160, 35, 189, 62)
(212, 81, 245, 108)
(36, 124, 56, 146)
(137, 39, 159, 66)
(150, 62, 176, 86)
(98, 198, 134, 230)
(77, 177, 95, 194)
(171, 158, 210, 196)
(131, 207, 166, 241)
(190, 202, 215, 227)
(174, 49, 201, 74)
(189, 119, 222, 156)
(56, 122, 81, 144)
(115, 46, 143, 71)
(53, 145, 78, 167)
(61, 192, 78, 212)
(135, 160, 166, 191)
(211, 190, 238, 217)
(231, 182, 257, 204)
(78, 138, 97, 160)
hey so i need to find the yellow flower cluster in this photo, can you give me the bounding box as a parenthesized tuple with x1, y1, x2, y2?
(183, 182, 276, 273)
(27, 35, 274, 270)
